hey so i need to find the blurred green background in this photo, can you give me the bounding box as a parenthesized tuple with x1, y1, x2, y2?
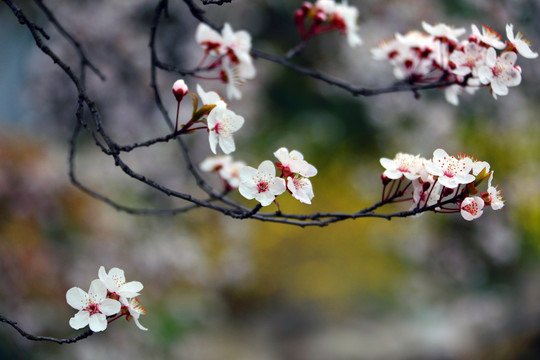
(1, 0, 540, 359)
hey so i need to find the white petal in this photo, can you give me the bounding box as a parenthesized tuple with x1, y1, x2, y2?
(258, 160, 276, 177)
(256, 190, 275, 207)
(133, 316, 148, 331)
(219, 135, 236, 154)
(88, 313, 108, 332)
(66, 287, 88, 310)
(477, 66, 493, 84)
(69, 311, 90, 330)
(88, 279, 107, 302)
(273, 147, 289, 164)
(270, 177, 287, 196)
(208, 132, 218, 154)
(239, 165, 257, 182)
(490, 79, 508, 96)
(516, 41, 538, 59)
(238, 182, 257, 200)
(119, 281, 143, 298)
(100, 299, 121, 316)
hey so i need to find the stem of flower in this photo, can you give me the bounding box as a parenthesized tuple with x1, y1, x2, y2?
(175, 100, 180, 133)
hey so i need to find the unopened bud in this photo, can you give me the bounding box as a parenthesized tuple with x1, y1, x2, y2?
(301, 2, 312, 12)
(172, 79, 189, 102)
(381, 174, 391, 186)
(314, 12, 327, 24)
(294, 9, 305, 24)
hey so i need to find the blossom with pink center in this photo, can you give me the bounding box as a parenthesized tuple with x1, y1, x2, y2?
(460, 196, 485, 221)
(449, 42, 487, 76)
(120, 297, 148, 331)
(380, 152, 424, 180)
(478, 47, 522, 98)
(487, 172, 505, 210)
(239, 160, 286, 206)
(274, 147, 317, 178)
(287, 175, 315, 204)
(506, 24, 538, 59)
(470, 24, 506, 49)
(98, 266, 143, 299)
(207, 102, 245, 154)
(66, 279, 121, 332)
(425, 149, 475, 188)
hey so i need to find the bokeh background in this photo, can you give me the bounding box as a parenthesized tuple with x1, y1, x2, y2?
(1, 0, 540, 359)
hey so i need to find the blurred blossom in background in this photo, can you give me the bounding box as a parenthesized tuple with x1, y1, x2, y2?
(1, 0, 540, 359)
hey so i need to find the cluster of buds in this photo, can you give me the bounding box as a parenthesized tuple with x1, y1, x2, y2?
(380, 149, 504, 221)
(195, 23, 256, 100)
(171, 81, 245, 154)
(66, 266, 147, 332)
(371, 22, 537, 104)
(294, 0, 362, 47)
(238, 148, 318, 207)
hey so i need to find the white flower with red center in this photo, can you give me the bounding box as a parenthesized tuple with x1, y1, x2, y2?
(486, 172, 505, 210)
(120, 297, 148, 331)
(287, 175, 315, 204)
(66, 279, 121, 332)
(239, 160, 286, 206)
(195, 23, 225, 55)
(274, 147, 317, 178)
(207, 102, 245, 154)
(460, 196, 485, 221)
(380, 153, 424, 180)
(98, 266, 143, 299)
(200, 155, 233, 173)
(478, 47, 522, 98)
(470, 24, 505, 49)
(333, 1, 363, 47)
(449, 42, 487, 76)
(426, 149, 475, 189)
(506, 24, 538, 59)
(421, 21, 465, 43)
(222, 23, 254, 67)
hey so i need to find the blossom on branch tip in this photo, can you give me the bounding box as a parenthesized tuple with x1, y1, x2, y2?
(460, 196, 485, 221)
(287, 175, 315, 204)
(207, 102, 245, 154)
(172, 79, 189, 102)
(379, 153, 424, 180)
(274, 147, 317, 178)
(98, 266, 143, 299)
(66, 279, 121, 332)
(506, 24, 538, 59)
(239, 160, 286, 206)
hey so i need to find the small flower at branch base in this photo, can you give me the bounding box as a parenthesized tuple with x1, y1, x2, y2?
(470, 24, 505, 50)
(379, 153, 424, 180)
(66, 279, 121, 332)
(98, 266, 143, 299)
(486, 172, 505, 210)
(172, 79, 189, 102)
(120, 297, 148, 331)
(287, 176, 315, 204)
(460, 196, 485, 221)
(506, 24, 538, 59)
(207, 102, 245, 154)
(478, 47, 521, 99)
(426, 149, 475, 189)
(239, 160, 286, 206)
(274, 147, 317, 178)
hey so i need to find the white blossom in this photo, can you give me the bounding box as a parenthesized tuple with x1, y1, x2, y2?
(98, 266, 143, 299)
(207, 102, 245, 154)
(506, 24, 538, 59)
(460, 196, 485, 221)
(239, 160, 286, 206)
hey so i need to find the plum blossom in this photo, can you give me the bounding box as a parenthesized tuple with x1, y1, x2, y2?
(287, 175, 315, 204)
(98, 266, 143, 299)
(239, 160, 286, 206)
(274, 147, 317, 178)
(222, 23, 253, 66)
(486, 172, 504, 210)
(460, 196, 485, 221)
(426, 149, 475, 188)
(333, 1, 363, 47)
(120, 297, 148, 331)
(421, 21, 465, 43)
(506, 24, 538, 59)
(66, 279, 121, 332)
(470, 24, 505, 49)
(379, 153, 424, 180)
(207, 102, 245, 154)
(195, 23, 225, 55)
(197, 84, 223, 107)
(478, 47, 521, 98)
(200, 155, 245, 188)
(449, 42, 486, 76)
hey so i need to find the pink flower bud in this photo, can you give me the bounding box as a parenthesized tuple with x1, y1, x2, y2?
(172, 79, 189, 102)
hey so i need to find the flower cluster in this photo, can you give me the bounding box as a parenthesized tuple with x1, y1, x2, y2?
(239, 148, 318, 206)
(66, 266, 147, 332)
(294, 0, 362, 47)
(372, 22, 537, 104)
(380, 148, 504, 221)
(195, 23, 256, 100)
